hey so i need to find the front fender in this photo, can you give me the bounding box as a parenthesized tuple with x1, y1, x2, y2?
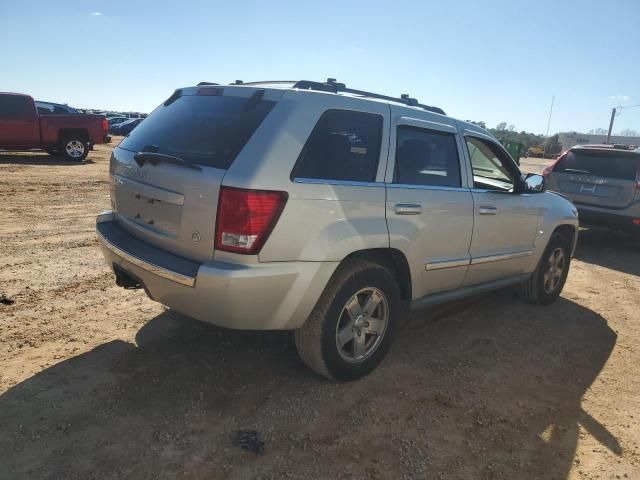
(527, 191, 579, 270)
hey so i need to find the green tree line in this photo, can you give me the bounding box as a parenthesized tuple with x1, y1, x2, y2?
(466, 121, 562, 155)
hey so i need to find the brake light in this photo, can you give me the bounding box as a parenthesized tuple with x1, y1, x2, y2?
(102, 118, 108, 131)
(543, 151, 566, 177)
(215, 187, 288, 254)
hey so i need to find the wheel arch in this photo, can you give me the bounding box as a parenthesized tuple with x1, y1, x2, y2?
(552, 224, 578, 255)
(340, 248, 412, 305)
(58, 128, 90, 144)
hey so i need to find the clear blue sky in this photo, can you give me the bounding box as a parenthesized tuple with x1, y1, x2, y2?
(2, 0, 639, 135)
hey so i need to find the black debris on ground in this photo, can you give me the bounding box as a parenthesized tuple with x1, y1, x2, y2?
(0, 294, 15, 306)
(232, 430, 265, 455)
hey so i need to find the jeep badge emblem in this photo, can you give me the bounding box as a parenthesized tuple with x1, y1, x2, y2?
(191, 231, 201, 243)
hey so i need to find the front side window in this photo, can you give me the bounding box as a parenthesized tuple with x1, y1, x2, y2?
(466, 137, 515, 191)
(291, 109, 383, 182)
(394, 126, 461, 187)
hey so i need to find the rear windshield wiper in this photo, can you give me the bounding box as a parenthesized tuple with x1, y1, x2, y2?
(561, 168, 592, 176)
(133, 151, 201, 171)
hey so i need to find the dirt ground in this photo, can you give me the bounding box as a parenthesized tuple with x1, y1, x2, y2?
(1, 145, 639, 480)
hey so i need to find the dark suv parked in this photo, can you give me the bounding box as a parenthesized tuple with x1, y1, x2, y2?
(544, 144, 640, 241)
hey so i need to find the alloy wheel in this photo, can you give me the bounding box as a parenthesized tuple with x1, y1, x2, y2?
(335, 287, 389, 363)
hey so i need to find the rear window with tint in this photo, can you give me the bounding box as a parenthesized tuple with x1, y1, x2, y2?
(556, 150, 639, 181)
(291, 109, 383, 183)
(0, 95, 33, 118)
(118, 93, 275, 169)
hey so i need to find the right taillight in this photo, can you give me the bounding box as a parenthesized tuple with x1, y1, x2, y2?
(215, 187, 288, 255)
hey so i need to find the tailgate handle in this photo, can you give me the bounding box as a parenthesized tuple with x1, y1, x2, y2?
(394, 204, 422, 215)
(114, 174, 184, 206)
(478, 206, 498, 215)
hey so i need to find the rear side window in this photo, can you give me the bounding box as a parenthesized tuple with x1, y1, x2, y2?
(0, 95, 32, 118)
(556, 150, 639, 181)
(292, 109, 383, 183)
(118, 93, 276, 169)
(395, 126, 461, 187)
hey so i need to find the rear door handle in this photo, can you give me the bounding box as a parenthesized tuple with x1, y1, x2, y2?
(478, 206, 498, 215)
(394, 203, 423, 215)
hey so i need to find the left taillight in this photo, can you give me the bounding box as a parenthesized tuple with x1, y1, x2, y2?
(543, 151, 566, 178)
(102, 118, 108, 131)
(215, 187, 288, 255)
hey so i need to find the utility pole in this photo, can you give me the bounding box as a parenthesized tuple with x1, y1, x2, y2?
(607, 107, 616, 144)
(545, 96, 554, 137)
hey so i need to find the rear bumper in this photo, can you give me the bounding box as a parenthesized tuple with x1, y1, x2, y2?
(96, 212, 338, 330)
(576, 203, 640, 232)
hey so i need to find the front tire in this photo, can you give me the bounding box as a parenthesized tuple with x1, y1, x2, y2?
(59, 136, 89, 162)
(518, 232, 572, 305)
(294, 260, 401, 381)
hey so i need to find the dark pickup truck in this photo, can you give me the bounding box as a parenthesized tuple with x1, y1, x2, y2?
(0, 92, 110, 161)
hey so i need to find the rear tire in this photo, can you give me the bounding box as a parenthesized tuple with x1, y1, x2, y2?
(294, 259, 401, 381)
(518, 232, 572, 305)
(59, 136, 89, 162)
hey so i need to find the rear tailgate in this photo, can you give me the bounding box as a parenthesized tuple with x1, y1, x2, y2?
(550, 149, 639, 209)
(110, 86, 281, 263)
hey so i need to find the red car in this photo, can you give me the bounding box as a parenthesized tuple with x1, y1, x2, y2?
(0, 92, 110, 161)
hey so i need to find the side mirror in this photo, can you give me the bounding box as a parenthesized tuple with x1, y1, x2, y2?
(522, 173, 546, 193)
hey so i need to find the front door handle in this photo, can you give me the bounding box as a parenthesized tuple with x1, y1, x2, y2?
(394, 203, 422, 215)
(478, 206, 498, 215)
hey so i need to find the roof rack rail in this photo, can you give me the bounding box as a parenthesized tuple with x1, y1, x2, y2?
(612, 143, 635, 150)
(292, 78, 445, 115)
(229, 80, 299, 86)
(194, 79, 445, 114)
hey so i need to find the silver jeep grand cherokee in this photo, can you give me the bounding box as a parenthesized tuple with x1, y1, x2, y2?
(97, 79, 578, 381)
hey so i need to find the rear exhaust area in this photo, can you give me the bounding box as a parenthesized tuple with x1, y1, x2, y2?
(113, 264, 142, 289)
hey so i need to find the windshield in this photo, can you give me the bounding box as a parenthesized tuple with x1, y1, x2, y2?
(118, 93, 275, 170)
(556, 150, 639, 181)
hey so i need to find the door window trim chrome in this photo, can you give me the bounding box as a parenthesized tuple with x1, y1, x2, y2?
(387, 183, 470, 192)
(292, 177, 384, 187)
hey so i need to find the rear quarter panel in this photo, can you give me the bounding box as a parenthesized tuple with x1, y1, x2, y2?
(222, 90, 392, 263)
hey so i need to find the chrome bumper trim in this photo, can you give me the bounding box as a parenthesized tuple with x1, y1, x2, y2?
(96, 226, 196, 288)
